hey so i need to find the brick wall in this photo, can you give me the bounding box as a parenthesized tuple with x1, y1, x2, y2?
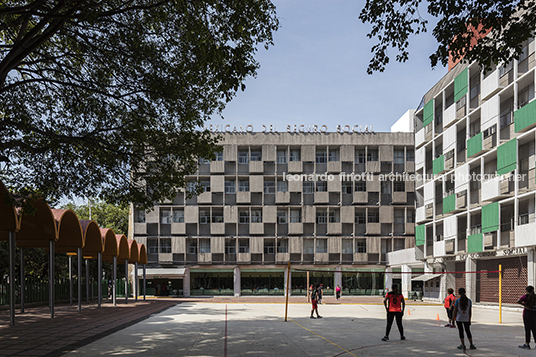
(454, 262, 466, 293)
(476, 257, 527, 304)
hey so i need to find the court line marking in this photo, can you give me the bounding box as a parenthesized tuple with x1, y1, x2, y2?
(266, 306, 358, 357)
(224, 304, 228, 357)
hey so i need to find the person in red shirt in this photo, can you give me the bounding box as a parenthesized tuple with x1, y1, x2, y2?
(444, 288, 456, 328)
(381, 284, 405, 341)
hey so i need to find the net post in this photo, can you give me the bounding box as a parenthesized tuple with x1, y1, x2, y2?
(285, 262, 290, 322)
(307, 271, 310, 303)
(499, 264, 502, 324)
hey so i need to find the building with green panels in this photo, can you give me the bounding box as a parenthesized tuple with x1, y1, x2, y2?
(386, 33, 536, 305)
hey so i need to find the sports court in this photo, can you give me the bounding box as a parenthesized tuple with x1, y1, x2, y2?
(66, 301, 530, 356)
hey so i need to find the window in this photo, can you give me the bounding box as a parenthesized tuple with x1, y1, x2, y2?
(172, 209, 184, 223)
(188, 240, 197, 254)
(483, 125, 496, 139)
(303, 239, 314, 254)
(239, 210, 250, 224)
(355, 149, 365, 164)
(328, 148, 339, 162)
(238, 179, 249, 192)
(328, 210, 339, 223)
(316, 239, 327, 253)
(277, 210, 287, 224)
(148, 238, 158, 254)
(499, 61, 513, 76)
(225, 180, 235, 194)
(238, 238, 249, 253)
(277, 149, 287, 164)
(342, 239, 353, 254)
(316, 181, 327, 192)
(215, 151, 223, 161)
(199, 210, 209, 224)
(264, 180, 275, 194)
(406, 150, 414, 162)
(198, 157, 210, 164)
(367, 149, 379, 162)
(160, 209, 171, 224)
(394, 239, 405, 251)
(160, 238, 171, 253)
(355, 181, 366, 192)
(381, 181, 391, 194)
(316, 210, 327, 224)
(356, 239, 367, 253)
(290, 209, 302, 223)
(394, 180, 405, 192)
(303, 181, 314, 194)
(519, 84, 535, 109)
(238, 150, 249, 164)
(355, 211, 366, 224)
(394, 210, 405, 224)
(250, 150, 262, 161)
(289, 148, 301, 161)
(368, 210, 379, 223)
(342, 181, 352, 194)
(251, 209, 262, 223)
(316, 149, 327, 163)
(187, 181, 197, 193)
(212, 212, 224, 223)
(199, 239, 211, 253)
(264, 239, 275, 254)
(201, 180, 210, 192)
(456, 95, 466, 111)
(277, 239, 289, 253)
(135, 209, 146, 223)
(277, 180, 288, 192)
(225, 240, 236, 254)
(394, 149, 405, 164)
(407, 209, 415, 223)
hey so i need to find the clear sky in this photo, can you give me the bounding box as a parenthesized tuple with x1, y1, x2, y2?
(206, 0, 448, 133)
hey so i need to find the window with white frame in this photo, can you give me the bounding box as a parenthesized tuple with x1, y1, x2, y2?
(394, 149, 405, 164)
(355, 149, 365, 163)
(160, 209, 172, 224)
(172, 209, 184, 223)
(328, 210, 340, 223)
(135, 209, 146, 223)
(199, 238, 211, 253)
(342, 181, 352, 194)
(367, 149, 379, 161)
(264, 179, 275, 194)
(225, 180, 236, 194)
(238, 179, 249, 192)
(250, 149, 262, 161)
(316, 210, 327, 224)
(277, 180, 288, 192)
(355, 211, 366, 224)
(316, 239, 327, 253)
(264, 239, 275, 254)
(160, 238, 171, 253)
(277, 239, 289, 253)
(225, 239, 236, 254)
(188, 239, 197, 254)
(316, 181, 327, 192)
(355, 181, 366, 192)
(199, 209, 209, 224)
(316, 149, 327, 163)
(214, 151, 223, 161)
(303, 181, 314, 194)
(238, 238, 249, 253)
(356, 239, 366, 253)
(328, 148, 339, 162)
(277, 210, 287, 224)
(201, 180, 210, 192)
(251, 209, 262, 223)
(239, 210, 250, 224)
(342, 239, 353, 254)
(238, 150, 249, 164)
(290, 209, 302, 223)
(289, 148, 301, 161)
(277, 149, 287, 164)
(148, 238, 158, 254)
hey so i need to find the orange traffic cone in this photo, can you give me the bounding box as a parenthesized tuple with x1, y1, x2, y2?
(436, 313, 440, 321)
(407, 309, 411, 316)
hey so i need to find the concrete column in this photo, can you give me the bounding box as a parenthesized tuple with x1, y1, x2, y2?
(334, 266, 342, 296)
(183, 267, 190, 297)
(234, 266, 241, 297)
(465, 257, 477, 302)
(143, 264, 147, 300)
(401, 265, 411, 298)
(385, 267, 393, 291)
(444, 261, 456, 294)
(528, 249, 536, 287)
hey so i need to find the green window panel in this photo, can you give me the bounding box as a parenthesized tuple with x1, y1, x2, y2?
(423, 99, 434, 127)
(443, 194, 456, 214)
(497, 138, 517, 175)
(467, 233, 483, 253)
(454, 68, 468, 102)
(416, 224, 425, 246)
(482, 202, 499, 233)
(466, 132, 483, 158)
(433, 155, 445, 175)
(514, 100, 536, 132)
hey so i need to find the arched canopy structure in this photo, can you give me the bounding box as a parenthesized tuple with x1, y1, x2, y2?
(116, 235, 130, 261)
(138, 244, 147, 264)
(127, 239, 138, 264)
(0, 181, 18, 235)
(51, 209, 84, 253)
(101, 228, 117, 262)
(15, 199, 56, 248)
(80, 220, 104, 259)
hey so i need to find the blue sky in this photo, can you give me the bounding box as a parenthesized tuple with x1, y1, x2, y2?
(207, 0, 447, 133)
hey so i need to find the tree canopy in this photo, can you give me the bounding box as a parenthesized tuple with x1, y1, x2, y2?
(359, 0, 536, 74)
(0, 0, 279, 209)
(61, 200, 129, 236)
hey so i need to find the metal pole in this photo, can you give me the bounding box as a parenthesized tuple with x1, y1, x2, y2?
(285, 262, 290, 322)
(69, 255, 73, 305)
(77, 247, 82, 312)
(49, 240, 55, 319)
(499, 264, 502, 324)
(9, 231, 16, 326)
(143, 264, 146, 301)
(113, 256, 117, 306)
(20, 248, 24, 313)
(98, 252, 102, 308)
(85, 259, 89, 303)
(307, 271, 310, 303)
(135, 262, 138, 302)
(125, 259, 128, 304)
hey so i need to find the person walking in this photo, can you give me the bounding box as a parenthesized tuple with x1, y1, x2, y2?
(318, 283, 324, 304)
(336, 284, 341, 300)
(452, 287, 476, 350)
(310, 283, 322, 319)
(443, 288, 456, 327)
(381, 284, 405, 341)
(518, 285, 536, 349)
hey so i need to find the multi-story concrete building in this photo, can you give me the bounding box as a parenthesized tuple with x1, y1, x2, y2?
(132, 131, 415, 297)
(388, 36, 536, 304)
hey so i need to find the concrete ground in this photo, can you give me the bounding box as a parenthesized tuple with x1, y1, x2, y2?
(66, 299, 530, 357)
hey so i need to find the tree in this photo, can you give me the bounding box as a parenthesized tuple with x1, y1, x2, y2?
(62, 200, 129, 236)
(0, 1, 279, 209)
(359, 0, 536, 74)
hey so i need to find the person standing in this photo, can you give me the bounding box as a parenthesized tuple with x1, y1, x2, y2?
(336, 284, 341, 300)
(318, 283, 324, 304)
(517, 285, 536, 349)
(444, 288, 456, 327)
(381, 284, 405, 341)
(310, 283, 322, 319)
(452, 287, 476, 350)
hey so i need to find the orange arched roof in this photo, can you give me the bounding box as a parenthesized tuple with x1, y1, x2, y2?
(127, 239, 138, 263)
(16, 199, 57, 248)
(0, 181, 19, 235)
(51, 209, 84, 253)
(101, 228, 117, 262)
(138, 244, 147, 264)
(80, 220, 103, 259)
(116, 234, 130, 261)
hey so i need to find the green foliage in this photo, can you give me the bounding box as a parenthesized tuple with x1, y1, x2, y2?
(62, 200, 129, 236)
(359, 0, 536, 74)
(0, 1, 279, 209)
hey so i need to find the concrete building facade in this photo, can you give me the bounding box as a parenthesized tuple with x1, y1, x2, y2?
(132, 131, 415, 297)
